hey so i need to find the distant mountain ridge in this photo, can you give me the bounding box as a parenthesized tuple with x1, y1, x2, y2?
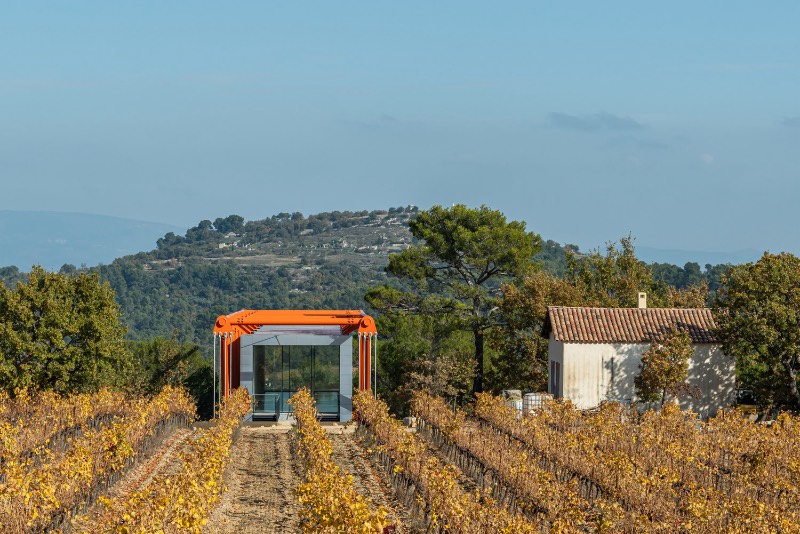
(0, 209, 760, 274)
(0, 207, 750, 344)
(0, 211, 184, 270)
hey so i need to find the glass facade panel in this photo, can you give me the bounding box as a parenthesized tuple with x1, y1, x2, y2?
(314, 345, 339, 415)
(314, 345, 339, 391)
(314, 391, 339, 414)
(285, 345, 312, 412)
(252, 344, 340, 416)
(253, 345, 282, 413)
(288, 345, 313, 390)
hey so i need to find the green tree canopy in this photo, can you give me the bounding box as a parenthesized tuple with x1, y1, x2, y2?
(366, 204, 541, 394)
(128, 335, 214, 419)
(565, 235, 672, 307)
(714, 252, 800, 412)
(487, 270, 585, 392)
(567, 235, 708, 308)
(0, 266, 130, 394)
(374, 313, 475, 415)
(488, 237, 708, 392)
(634, 329, 694, 407)
(213, 214, 245, 234)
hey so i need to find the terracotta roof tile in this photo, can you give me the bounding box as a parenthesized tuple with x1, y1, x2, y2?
(543, 306, 718, 344)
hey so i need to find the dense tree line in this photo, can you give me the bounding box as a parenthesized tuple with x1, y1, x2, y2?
(537, 241, 729, 294)
(371, 208, 800, 419)
(0, 207, 726, 349)
(714, 253, 800, 415)
(95, 259, 383, 344)
(371, 219, 713, 415)
(4, 206, 794, 420)
(0, 268, 213, 416)
(0, 267, 128, 394)
(0, 266, 27, 288)
(367, 205, 541, 395)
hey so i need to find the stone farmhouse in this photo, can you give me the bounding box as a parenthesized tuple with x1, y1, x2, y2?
(542, 294, 735, 417)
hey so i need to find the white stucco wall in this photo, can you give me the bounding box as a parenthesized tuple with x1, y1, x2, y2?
(549, 339, 735, 417)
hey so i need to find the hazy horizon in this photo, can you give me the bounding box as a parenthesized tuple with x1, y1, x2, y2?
(0, 209, 767, 271)
(2, 3, 798, 256)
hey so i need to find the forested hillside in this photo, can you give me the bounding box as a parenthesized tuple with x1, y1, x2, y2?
(96, 208, 419, 342)
(0, 207, 729, 346)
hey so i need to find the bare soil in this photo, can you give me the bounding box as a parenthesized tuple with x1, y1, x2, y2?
(116, 427, 197, 493)
(73, 422, 420, 533)
(205, 426, 303, 533)
(329, 426, 422, 533)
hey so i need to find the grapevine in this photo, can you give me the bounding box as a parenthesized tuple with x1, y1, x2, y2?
(86, 387, 250, 533)
(354, 390, 540, 533)
(474, 392, 800, 532)
(0, 385, 196, 532)
(289, 388, 392, 533)
(411, 391, 653, 532)
(0, 387, 130, 457)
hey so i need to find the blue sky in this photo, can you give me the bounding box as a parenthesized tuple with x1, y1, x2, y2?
(2, 2, 798, 257)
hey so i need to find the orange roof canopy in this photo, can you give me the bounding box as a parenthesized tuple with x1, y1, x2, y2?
(214, 309, 377, 343)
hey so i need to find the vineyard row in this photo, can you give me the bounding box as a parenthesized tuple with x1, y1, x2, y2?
(290, 388, 391, 533)
(0, 386, 196, 532)
(353, 389, 541, 533)
(411, 391, 650, 532)
(473, 393, 800, 532)
(83, 387, 251, 533)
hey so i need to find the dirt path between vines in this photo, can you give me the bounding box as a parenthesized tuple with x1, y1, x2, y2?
(205, 424, 420, 533)
(205, 426, 302, 533)
(329, 426, 422, 532)
(69, 420, 422, 533)
(114, 427, 196, 493)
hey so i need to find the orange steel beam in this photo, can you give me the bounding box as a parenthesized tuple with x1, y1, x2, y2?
(358, 334, 365, 390)
(220, 338, 228, 398)
(364, 334, 372, 391)
(214, 309, 376, 340)
(214, 310, 377, 398)
(222, 338, 229, 400)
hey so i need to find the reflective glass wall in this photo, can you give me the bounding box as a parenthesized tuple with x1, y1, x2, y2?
(253, 345, 340, 414)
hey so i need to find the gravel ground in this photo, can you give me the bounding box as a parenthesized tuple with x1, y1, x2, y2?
(205, 426, 303, 534)
(329, 425, 423, 533)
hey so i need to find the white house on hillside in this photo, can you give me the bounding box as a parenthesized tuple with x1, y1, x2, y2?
(542, 296, 735, 417)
